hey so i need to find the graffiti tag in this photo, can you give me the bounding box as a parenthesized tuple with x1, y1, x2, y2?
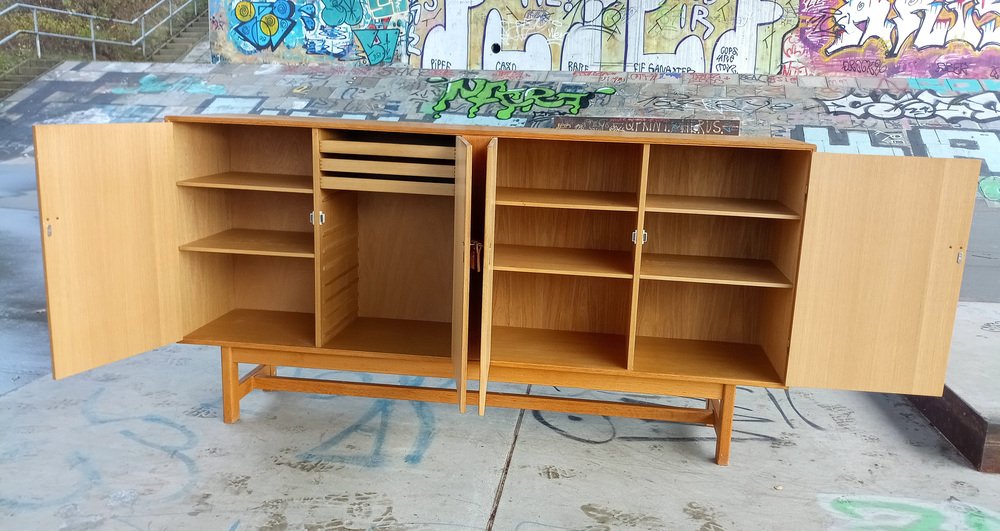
(427, 77, 615, 119)
(821, 495, 1000, 531)
(818, 91, 1000, 123)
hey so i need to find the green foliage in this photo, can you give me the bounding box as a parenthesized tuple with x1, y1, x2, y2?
(0, 0, 202, 71)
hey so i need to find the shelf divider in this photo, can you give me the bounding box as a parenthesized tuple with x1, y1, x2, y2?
(180, 228, 315, 258)
(494, 244, 634, 279)
(641, 253, 792, 288)
(496, 187, 638, 211)
(177, 171, 313, 194)
(645, 194, 801, 220)
(321, 176, 455, 196)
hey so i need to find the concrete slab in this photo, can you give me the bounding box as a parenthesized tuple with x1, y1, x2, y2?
(949, 303, 1000, 421)
(1, 352, 999, 528)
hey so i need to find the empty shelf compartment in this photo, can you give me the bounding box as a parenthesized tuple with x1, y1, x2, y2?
(494, 244, 633, 279)
(640, 254, 791, 288)
(180, 229, 314, 258)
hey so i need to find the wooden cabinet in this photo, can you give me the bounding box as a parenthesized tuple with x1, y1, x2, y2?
(33, 116, 979, 465)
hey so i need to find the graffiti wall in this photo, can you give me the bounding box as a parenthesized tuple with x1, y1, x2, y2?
(209, 0, 1000, 77)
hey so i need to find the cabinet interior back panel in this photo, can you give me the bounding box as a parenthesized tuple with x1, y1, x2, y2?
(497, 139, 643, 193)
(496, 208, 637, 252)
(229, 191, 314, 233)
(228, 125, 312, 176)
(492, 272, 631, 335)
(643, 214, 774, 260)
(174, 122, 231, 180)
(357, 193, 453, 322)
(234, 255, 315, 313)
(647, 146, 780, 199)
(637, 282, 762, 344)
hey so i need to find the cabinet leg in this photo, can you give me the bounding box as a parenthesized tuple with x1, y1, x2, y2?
(221, 347, 240, 424)
(261, 364, 276, 391)
(713, 384, 736, 466)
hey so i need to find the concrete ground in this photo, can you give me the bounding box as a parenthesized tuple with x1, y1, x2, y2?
(1, 61, 999, 529)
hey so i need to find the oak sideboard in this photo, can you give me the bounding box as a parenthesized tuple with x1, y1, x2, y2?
(33, 115, 980, 465)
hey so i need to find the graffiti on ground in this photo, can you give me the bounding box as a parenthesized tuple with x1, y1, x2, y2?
(821, 495, 1000, 531)
(817, 91, 1000, 123)
(427, 77, 616, 119)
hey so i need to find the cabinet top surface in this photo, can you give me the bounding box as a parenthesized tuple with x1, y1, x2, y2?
(165, 114, 815, 151)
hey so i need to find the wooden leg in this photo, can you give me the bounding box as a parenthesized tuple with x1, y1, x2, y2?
(221, 347, 240, 424)
(713, 384, 736, 466)
(261, 364, 277, 391)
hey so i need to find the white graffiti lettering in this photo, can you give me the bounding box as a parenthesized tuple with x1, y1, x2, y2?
(819, 91, 1000, 123)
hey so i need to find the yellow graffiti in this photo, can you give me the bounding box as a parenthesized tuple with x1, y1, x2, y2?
(235, 1, 255, 22)
(260, 13, 280, 36)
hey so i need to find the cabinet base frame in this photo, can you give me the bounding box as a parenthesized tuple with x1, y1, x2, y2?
(218, 347, 738, 465)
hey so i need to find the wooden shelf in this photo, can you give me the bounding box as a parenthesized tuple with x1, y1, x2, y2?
(491, 327, 627, 372)
(177, 172, 312, 194)
(321, 176, 455, 196)
(641, 253, 792, 288)
(184, 309, 315, 348)
(324, 317, 451, 359)
(633, 336, 783, 387)
(180, 229, 314, 258)
(496, 187, 638, 211)
(645, 194, 800, 220)
(494, 244, 633, 279)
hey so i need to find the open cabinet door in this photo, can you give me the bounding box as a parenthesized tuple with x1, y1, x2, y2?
(452, 137, 473, 412)
(785, 153, 980, 395)
(35, 123, 183, 379)
(478, 139, 499, 415)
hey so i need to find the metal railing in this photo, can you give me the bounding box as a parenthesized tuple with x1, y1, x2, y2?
(0, 0, 206, 61)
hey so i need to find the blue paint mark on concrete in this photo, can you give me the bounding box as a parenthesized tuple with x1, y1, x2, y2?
(406, 400, 435, 465)
(111, 74, 226, 95)
(0, 452, 100, 509)
(909, 78, 952, 92)
(299, 399, 393, 467)
(81, 389, 199, 500)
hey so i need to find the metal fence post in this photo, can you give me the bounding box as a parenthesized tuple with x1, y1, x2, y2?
(89, 18, 96, 60)
(169, 0, 174, 34)
(141, 15, 146, 57)
(32, 8, 41, 58)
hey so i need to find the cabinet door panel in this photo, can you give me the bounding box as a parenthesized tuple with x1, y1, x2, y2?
(35, 123, 182, 379)
(786, 153, 979, 395)
(452, 137, 473, 412)
(478, 139, 499, 415)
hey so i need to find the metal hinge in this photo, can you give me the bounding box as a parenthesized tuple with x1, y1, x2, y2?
(631, 229, 648, 245)
(310, 211, 326, 225)
(471, 240, 484, 272)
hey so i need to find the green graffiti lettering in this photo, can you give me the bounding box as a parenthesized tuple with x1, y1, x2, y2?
(966, 508, 1000, 531)
(428, 77, 616, 120)
(830, 497, 946, 530)
(980, 176, 1000, 202)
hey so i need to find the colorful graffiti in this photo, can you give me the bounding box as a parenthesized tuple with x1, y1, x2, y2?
(788, 0, 1000, 78)
(210, 0, 1000, 76)
(213, 0, 406, 64)
(427, 77, 615, 118)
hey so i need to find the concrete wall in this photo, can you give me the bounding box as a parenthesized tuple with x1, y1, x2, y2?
(209, 0, 1000, 78)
